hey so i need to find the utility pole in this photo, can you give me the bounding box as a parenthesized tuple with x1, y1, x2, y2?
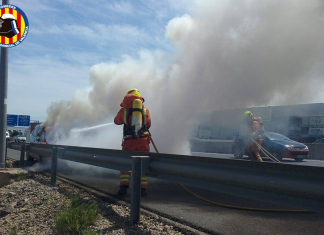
(0, 0, 10, 168)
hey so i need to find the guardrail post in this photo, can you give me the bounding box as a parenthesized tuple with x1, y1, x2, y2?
(19, 144, 25, 168)
(24, 143, 30, 161)
(130, 156, 142, 225)
(51, 147, 59, 185)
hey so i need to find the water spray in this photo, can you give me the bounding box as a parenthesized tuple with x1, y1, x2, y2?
(71, 122, 114, 133)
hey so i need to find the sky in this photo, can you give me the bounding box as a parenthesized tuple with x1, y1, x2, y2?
(3, 0, 324, 154)
(6, 0, 194, 121)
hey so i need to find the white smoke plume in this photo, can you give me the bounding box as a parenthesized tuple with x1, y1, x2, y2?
(165, 14, 194, 45)
(45, 0, 324, 154)
(25, 159, 51, 172)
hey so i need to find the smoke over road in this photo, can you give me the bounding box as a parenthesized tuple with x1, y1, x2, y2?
(45, 0, 324, 154)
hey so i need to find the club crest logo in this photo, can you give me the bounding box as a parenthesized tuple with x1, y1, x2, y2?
(0, 4, 29, 48)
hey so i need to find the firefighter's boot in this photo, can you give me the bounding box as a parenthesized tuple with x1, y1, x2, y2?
(117, 185, 128, 196)
(141, 188, 148, 197)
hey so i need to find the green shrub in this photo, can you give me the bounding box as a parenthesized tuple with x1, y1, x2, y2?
(82, 229, 98, 235)
(55, 197, 99, 235)
(16, 171, 28, 181)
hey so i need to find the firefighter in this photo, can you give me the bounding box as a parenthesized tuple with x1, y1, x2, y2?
(244, 111, 263, 162)
(114, 88, 151, 196)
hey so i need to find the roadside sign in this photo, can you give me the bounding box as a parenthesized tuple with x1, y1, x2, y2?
(6, 114, 30, 127)
(7, 114, 18, 126)
(18, 115, 30, 127)
(309, 128, 324, 137)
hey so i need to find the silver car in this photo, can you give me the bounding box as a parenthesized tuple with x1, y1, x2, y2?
(15, 134, 26, 142)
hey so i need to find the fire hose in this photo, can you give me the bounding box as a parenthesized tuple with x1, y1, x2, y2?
(250, 138, 282, 163)
(148, 132, 311, 213)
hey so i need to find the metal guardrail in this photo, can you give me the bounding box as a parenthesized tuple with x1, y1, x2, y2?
(7, 142, 324, 223)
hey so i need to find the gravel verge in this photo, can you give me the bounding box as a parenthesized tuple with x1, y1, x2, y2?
(0, 171, 198, 235)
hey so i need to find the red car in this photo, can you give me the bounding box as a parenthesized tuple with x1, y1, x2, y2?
(232, 132, 309, 161)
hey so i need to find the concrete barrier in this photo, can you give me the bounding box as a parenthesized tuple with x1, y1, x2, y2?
(190, 138, 233, 154)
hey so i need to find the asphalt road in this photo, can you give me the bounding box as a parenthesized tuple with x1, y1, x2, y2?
(6, 149, 324, 234)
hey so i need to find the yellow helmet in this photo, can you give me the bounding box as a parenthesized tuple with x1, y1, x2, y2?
(127, 88, 141, 97)
(243, 111, 253, 118)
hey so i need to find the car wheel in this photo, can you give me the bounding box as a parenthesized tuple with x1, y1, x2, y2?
(233, 146, 243, 159)
(271, 149, 282, 162)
